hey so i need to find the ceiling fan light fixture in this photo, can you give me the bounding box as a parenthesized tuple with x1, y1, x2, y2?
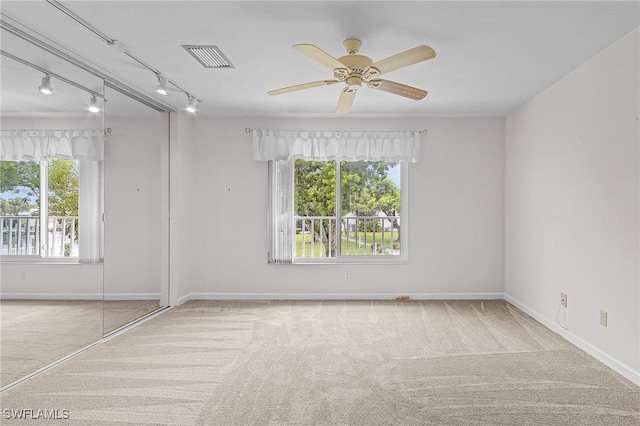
(38, 74, 53, 95)
(186, 95, 198, 113)
(156, 76, 169, 96)
(346, 75, 362, 91)
(88, 95, 100, 113)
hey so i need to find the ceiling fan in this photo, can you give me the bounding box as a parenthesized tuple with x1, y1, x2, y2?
(268, 38, 436, 114)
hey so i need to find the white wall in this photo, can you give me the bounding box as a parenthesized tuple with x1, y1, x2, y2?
(505, 28, 640, 379)
(170, 117, 505, 300)
(0, 263, 102, 298)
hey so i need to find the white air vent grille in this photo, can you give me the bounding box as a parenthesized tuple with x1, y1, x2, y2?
(183, 45, 234, 68)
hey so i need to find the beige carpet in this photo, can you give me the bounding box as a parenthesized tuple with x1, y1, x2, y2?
(103, 300, 162, 335)
(0, 300, 103, 387)
(1, 299, 160, 387)
(0, 300, 638, 425)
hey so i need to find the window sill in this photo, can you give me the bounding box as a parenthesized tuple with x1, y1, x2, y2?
(291, 256, 408, 265)
(0, 257, 100, 265)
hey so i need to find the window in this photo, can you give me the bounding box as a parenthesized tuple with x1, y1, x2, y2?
(0, 129, 103, 262)
(1, 159, 79, 258)
(253, 129, 421, 265)
(294, 159, 405, 263)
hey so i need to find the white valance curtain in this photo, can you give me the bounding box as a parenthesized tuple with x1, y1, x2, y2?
(252, 129, 421, 162)
(0, 130, 104, 162)
(0, 129, 104, 263)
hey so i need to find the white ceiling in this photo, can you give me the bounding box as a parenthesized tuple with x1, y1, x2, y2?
(1, 1, 638, 118)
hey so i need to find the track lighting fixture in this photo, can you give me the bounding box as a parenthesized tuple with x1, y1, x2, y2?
(10, 2, 201, 113)
(3, 51, 108, 112)
(186, 95, 198, 113)
(156, 76, 169, 96)
(88, 95, 100, 113)
(39, 74, 53, 95)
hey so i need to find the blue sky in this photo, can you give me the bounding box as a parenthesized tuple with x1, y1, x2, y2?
(387, 164, 401, 188)
(1, 189, 37, 204)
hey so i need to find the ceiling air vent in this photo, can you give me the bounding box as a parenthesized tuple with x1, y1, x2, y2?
(182, 45, 234, 69)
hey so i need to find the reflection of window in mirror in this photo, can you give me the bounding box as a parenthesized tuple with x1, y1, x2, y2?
(0, 132, 103, 263)
(1, 159, 78, 257)
(0, 54, 105, 263)
(1, 156, 104, 261)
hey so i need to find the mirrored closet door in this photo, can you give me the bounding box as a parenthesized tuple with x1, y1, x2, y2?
(0, 48, 105, 388)
(1, 10, 170, 388)
(102, 86, 168, 335)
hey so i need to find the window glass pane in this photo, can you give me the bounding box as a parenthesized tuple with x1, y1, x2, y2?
(292, 159, 402, 261)
(294, 160, 337, 258)
(0, 160, 40, 255)
(47, 159, 79, 257)
(340, 161, 401, 256)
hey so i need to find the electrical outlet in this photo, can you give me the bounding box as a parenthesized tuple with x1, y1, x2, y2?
(600, 310, 608, 327)
(345, 272, 350, 280)
(560, 293, 567, 308)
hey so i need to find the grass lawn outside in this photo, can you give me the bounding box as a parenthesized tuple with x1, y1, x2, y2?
(296, 230, 399, 257)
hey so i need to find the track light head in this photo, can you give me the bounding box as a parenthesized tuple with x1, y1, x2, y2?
(156, 76, 169, 96)
(88, 95, 100, 113)
(186, 95, 198, 113)
(39, 74, 53, 95)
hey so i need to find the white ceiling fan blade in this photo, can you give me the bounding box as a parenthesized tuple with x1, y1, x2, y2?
(336, 88, 357, 114)
(368, 45, 436, 75)
(367, 79, 427, 100)
(268, 80, 340, 96)
(293, 44, 348, 70)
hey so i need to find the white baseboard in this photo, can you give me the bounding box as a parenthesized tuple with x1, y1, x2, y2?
(177, 292, 505, 306)
(0, 293, 160, 301)
(0, 293, 102, 300)
(504, 293, 640, 387)
(103, 293, 161, 301)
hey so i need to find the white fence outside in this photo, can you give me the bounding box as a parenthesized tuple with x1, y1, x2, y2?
(0, 216, 79, 257)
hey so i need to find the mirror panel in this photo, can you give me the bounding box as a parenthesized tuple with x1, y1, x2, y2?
(102, 86, 167, 335)
(0, 55, 105, 388)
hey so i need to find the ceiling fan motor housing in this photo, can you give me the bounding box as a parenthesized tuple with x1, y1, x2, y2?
(337, 54, 373, 75)
(337, 54, 374, 92)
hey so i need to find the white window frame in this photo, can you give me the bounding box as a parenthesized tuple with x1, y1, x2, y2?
(0, 129, 104, 264)
(0, 159, 102, 264)
(292, 159, 408, 265)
